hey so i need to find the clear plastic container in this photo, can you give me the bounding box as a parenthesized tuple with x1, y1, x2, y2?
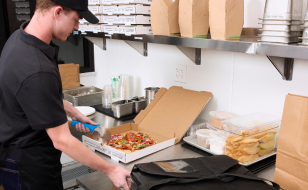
(209, 111, 239, 129)
(196, 129, 212, 149)
(221, 113, 281, 164)
(184, 118, 206, 137)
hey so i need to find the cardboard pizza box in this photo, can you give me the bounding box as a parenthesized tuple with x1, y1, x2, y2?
(82, 86, 212, 163)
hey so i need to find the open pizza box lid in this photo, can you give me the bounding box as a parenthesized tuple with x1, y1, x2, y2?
(128, 86, 213, 144)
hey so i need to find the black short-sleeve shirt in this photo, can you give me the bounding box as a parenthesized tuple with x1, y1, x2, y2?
(0, 22, 68, 148)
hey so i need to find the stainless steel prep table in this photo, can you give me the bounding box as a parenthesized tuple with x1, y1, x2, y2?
(75, 112, 276, 190)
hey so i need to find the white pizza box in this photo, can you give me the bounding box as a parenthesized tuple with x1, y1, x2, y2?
(102, 15, 151, 25)
(88, 0, 100, 5)
(99, 5, 150, 15)
(103, 25, 124, 34)
(82, 86, 213, 163)
(78, 24, 102, 33)
(119, 25, 152, 35)
(88, 5, 100, 15)
(100, 0, 152, 5)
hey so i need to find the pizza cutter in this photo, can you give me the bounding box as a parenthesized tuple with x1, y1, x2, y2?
(92, 127, 111, 144)
(71, 120, 100, 133)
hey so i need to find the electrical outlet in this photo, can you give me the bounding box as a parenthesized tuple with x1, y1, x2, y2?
(174, 65, 187, 83)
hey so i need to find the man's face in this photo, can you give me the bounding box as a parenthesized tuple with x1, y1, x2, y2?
(53, 9, 80, 41)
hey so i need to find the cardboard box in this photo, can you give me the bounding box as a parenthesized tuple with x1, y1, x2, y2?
(150, 0, 180, 36)
(88, 0, 100, 5)
(88, 5, 100, 15)
(179, 0, 209, 38)
(99, 5, 150, 15)
(274, 94, 308, 190)
(102, 15, 151, 25)
(83, 86, 213, 163)
(119, 25, 152, 35)
(209, 0, 244, 40)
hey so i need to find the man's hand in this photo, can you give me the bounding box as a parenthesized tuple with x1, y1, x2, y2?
(63, 100, 98, 133)
(71, 110, 98, 133)
(107, 166, 131, 190)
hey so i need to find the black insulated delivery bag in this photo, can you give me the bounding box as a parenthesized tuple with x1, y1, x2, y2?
(130, 155, 280, 190)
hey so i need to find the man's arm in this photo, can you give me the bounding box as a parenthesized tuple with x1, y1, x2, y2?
(46, 122, 130, 190)
(63, 100, 96, 133)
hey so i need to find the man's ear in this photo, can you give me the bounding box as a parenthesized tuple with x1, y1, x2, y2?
(53, 6, 64, 20)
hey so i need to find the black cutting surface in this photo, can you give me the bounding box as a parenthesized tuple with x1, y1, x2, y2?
(91, 104, 137, 121)
(181, 143, 276, 174)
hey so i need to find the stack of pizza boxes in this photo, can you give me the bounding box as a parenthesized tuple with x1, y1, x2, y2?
(82, 86, 213, 163)
(78, 0, 152, 35)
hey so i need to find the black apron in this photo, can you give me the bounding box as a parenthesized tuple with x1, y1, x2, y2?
(4, 143, 64, 190)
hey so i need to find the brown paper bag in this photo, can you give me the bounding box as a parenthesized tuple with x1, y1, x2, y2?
(150, 0, 180, 36)
(58, 63, 80, 90)
(274, 94, 308, 190)
(209, 0, 244, 40)
(179, 0, 209, 38)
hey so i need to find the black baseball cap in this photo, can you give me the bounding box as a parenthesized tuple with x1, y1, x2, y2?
(51, 0, 99, 24)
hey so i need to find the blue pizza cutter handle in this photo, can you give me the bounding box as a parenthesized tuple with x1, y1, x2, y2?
(71, 120, 100, 133)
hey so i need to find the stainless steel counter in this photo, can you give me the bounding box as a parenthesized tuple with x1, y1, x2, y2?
(75, 111, 276, 190)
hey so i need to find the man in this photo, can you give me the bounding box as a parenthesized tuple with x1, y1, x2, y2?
(0, 0, 130, 189)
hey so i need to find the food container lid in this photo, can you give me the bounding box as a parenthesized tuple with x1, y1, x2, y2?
(209, 111, 239, 120)
(220, 113, 281, 136)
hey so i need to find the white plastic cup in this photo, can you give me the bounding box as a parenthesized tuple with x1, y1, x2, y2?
(118, 75, 130, 100)
(196, 129, 212, 149)
(103, 85, 112, 108)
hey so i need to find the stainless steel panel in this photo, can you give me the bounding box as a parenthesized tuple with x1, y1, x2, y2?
(111, 100, 134, 118)
(63, 86, 104, 106)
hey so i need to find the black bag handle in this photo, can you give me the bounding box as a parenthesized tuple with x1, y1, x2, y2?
(136, 173, 280, 190)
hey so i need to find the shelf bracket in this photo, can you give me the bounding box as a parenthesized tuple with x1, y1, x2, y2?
(124, 41, 148, 56)
(176, 46, 201, 65)
(266, 56, 294, 81)
(84, 37, 106, 50)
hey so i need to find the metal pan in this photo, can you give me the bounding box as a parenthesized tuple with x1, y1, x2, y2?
(259, 18, 301, 25)
(259, 35, 300, 43)
(263, 0, 303, 20)
(260, 30, 301, 37)
(260, 24, 301, 31)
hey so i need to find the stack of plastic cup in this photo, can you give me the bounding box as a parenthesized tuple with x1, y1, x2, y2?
(118, 75, 130, 100)
(103, 85, 113, 108)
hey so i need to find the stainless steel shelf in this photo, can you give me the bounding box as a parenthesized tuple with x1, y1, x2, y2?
(81, 28, 308, 80)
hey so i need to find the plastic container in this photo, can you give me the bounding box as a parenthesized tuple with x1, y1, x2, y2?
(103, 85, 113, 108)
(196, 129, 212, 149)
(209, 111, 239, 129)
(184, 118, 207, 137)
(221, 113, 281, 164)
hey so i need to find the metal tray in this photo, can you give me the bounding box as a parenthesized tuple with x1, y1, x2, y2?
(258, 34, 300, 43)
(63, 86, 104, 107)
(259, 18, 301, 25)
(263, 0, 303, 20)
(260, 23, 301, 31)
(111, 100, 134, 118)
(132, 98, 147, 113)
(183, 135, 277, 167)
(260, 29, 301, 37)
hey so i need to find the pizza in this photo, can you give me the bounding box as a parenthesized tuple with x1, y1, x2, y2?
(106, 132, 157, 153)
